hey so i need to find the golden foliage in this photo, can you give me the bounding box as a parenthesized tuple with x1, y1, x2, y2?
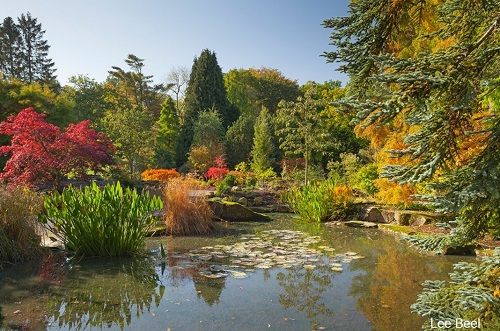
(333, 186, 355, 208)
(141, 168, 181, 182)
(375, 178, 415, 206)
(163, 178, 214, 235)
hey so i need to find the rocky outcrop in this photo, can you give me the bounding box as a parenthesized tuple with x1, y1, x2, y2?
(355, 204, 439, 226)
(208, 200, 272, 222)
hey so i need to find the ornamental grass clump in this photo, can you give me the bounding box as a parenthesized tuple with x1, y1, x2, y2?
(282, 179, 354, 222)
(163, 178, 214, 235)
(40, 181, 163, 256)
(282, 179, 336, 222)
(0, 186, 43, 265)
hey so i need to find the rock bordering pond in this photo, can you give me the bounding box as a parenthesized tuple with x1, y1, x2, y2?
(208, 200, 272, 222)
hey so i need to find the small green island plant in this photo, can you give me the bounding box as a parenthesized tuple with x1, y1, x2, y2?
(40, 181, 163, 256)
(282, 179, 354, 222)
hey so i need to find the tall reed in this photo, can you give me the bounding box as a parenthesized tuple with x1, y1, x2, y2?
(163, 178, 214, 235)
(40, 181, 163, 256)
(0, 186, 43, 265)
(282, 179, 353, 222)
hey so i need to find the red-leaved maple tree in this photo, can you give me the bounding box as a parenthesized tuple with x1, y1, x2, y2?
(0, 107, 115, 188)
(206, 156, 229, 180)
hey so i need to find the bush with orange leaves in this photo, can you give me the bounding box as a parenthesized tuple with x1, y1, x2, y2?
(332, 186, 355, 208)
(141, 168, 180, 182)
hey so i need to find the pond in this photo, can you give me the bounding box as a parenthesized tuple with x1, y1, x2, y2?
(0, 214, 477, 331)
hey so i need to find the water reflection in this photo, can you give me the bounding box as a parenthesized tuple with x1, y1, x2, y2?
(45, 257, 162, 330)
(277, 264, 335, 329)
(0, 215, 477, 331)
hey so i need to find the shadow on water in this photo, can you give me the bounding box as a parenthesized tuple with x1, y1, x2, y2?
(0, 213, 478, 331)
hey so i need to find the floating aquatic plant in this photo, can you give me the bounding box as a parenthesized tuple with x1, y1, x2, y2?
(157, 230, 364, 280)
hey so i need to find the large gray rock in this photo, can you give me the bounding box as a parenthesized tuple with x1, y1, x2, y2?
(208, 200, 272, 222)
(395, 212, 429, 226)
(360, 206, 386, 223)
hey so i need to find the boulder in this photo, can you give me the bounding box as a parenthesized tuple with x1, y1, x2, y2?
(344, 221, 378, 228)
(253, 196, 264, 206)
(395, 212, 412, 225)
(208, 200, 272, 222)
(409, 215, 427, 226)
(395, 212, 429, 226)
(361, 207, 386, 223)
(380, 210, 395, 223)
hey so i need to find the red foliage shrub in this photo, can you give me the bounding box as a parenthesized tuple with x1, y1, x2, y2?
(0, 107, 115, 188)
(206, 166, 228, 180)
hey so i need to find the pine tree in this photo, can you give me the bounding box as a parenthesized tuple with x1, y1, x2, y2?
(0, 17, 23, 79)
(323, 0, 500, 250)
(175, 49, 234, 166)
(153, 96, 179, 168)
(16, 13, 56, 85)
(251, 107, 275, 177)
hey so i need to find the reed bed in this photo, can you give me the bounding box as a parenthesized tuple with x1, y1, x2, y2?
(0, 186, 43, 265)
(163, 178, 214, 235)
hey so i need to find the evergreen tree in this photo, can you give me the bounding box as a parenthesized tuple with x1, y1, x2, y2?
(225, 114, 255, 169)
(108, 54, 164, 119)
(16, 13, 56, 85)
(323, 0, 499, 249)
(153, 96, 179, 168)
(251, 107, 275, 176)
(0, 17, 23, 79)
(175, 49, 234, 166)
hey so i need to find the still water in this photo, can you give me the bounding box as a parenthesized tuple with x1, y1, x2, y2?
(0, 214, 476, 331)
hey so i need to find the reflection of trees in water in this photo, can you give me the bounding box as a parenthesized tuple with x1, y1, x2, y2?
(276, 263, 335, 329)
(46, 257, 163, 330)
(159, 241, 226, 306)
(348, 235, 457, 331)
(193, 276, 226, 306)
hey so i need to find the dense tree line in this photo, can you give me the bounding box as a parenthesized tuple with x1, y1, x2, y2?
(0, 13, 365, 185)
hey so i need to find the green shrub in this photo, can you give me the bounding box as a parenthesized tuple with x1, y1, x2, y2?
(245, 176, 257, 188)
(0, 186, 43, 265)
(354, 164, 379, 196)
(215, 181, 229, 196)
(222, 174, 237, 187)
(40, 181, 163, 256)
(282, 179, 338, 222)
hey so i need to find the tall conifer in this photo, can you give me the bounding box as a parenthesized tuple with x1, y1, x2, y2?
(175, 49, 234, 167)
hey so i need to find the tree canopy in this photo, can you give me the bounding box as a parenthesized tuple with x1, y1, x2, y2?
(323, 0, 500, 249)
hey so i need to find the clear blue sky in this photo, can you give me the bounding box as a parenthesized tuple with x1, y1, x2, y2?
(1, 0, 349, 86)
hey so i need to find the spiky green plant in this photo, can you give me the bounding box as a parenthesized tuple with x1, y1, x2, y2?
(40, 181, 163, 256)
(282, 179, 336, 222)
